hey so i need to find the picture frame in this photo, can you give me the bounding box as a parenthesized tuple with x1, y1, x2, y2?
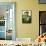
(39, 0, 46, 4)
(22, 10, 32, 24)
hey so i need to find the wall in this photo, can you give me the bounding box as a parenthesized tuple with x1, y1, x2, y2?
(0, 0, 46, 40)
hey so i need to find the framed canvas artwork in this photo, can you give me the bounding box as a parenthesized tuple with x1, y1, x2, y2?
(39, 0, 46, 4)
(22, 10, 32, 24)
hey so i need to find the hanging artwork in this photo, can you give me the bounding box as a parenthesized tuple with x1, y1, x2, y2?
(39, 0, 46, 4)
(22, 10, 32, 24)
